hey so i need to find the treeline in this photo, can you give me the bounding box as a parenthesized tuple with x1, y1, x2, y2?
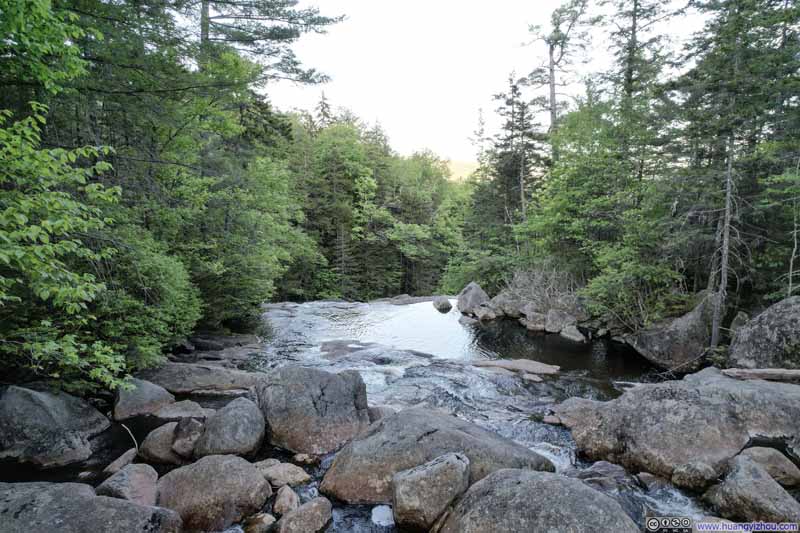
(0, 0, 464, 391)
(444, 0, 800, 345)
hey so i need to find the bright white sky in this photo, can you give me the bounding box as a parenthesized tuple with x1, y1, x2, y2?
(267, 1, 698, 164)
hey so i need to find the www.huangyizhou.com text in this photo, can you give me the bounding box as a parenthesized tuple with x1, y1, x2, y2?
(694, 522, 799, 532)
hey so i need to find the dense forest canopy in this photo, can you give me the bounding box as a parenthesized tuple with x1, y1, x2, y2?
(1, 0, 799, 391)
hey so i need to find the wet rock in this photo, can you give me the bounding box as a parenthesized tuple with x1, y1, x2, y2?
(256, 366, 370, 454)
(137, 362, 262, 395)
(292, 453, 319, 465)
(96, 463, 158, 506)
(139, 422, 183, 465)
(565, 461, 635, 492)
(473, 304, 497, 321)
(626, 292, 716, 370)
(193, 397, 264, 457)
(703, 455, 800, 522)
(739, 447, 800, 487)
(320, 407, 554, 504)
(259, 462, 311, 487)
(435, 469, 639, 533)
(519, 312, 546, 331)
(157, 455, 271, 532)
(274, 497, 332, 533)
(471, 358, 559, 375)
(545, 309, 577, 333)
(171, 418, 204, 458)
(368, 405, 396, 423)
(553, 367, 800, 491)
(560, 324, 586, 343)
(391, 452, 470, 531)
(189, 333, 259, 352)
(636, 472, 671, 492)
(152, 400, 215, 424)
(432, 296, 452, 313)
(0, 385, 110, 468)
(244, 513, 277, 533)
(729, 296, 800, 369)
(113, 378, 175, 421)
(456, 282, 489, 315)
(0, 481, 182, 533)
(273, 485, 300, 516)
(103, 447, 137, 475)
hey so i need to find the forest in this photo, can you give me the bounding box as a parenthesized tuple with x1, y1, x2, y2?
(2, 0, 799, 393)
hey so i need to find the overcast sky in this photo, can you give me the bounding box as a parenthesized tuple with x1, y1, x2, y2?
(267, 1, 695, 163)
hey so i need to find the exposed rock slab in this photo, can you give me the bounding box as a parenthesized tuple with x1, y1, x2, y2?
(157, 455, 271, 532)
(194, 397, 264, 457)
(256, 366, 370, 454)
(96, 463, 158, 506)
(435, 469, 639, 533)
(471, 358, 559, 375)
(114, 378, 175, 421)
(137, 362, 262, 395)
(553, 367, 800, 490)
(0, 386, 110, 468)
(320, 407, 554, 504)
(729, 296, 800, 369)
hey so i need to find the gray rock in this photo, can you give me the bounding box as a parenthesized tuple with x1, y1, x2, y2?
(626, 292, 716, 370)
(103, 448, 137, 475)
(171, 418, 204, 458)
(157, 455, 271, 532)
(320, 407, 554, 504)
(244, 513, 277, 533)
(729, 296, 800, 369)
(139, 423, 183, 465)
(137, 362, 262, 395)
(519, 312, 546, 331)
(189, 333, 259, 352)
(259, 462, 311, 487)
(432, 296, 452, 313)
(729, 311, 749, 337)
(152, 400, 215, 424)
(0, 481, 181, 533)
(392, 452, 470, 531)
(273, 485, 300, 516)
(194, 397, 264, 457)
(489, 290, 523, 318)
(113, 378, 175, 421)
(560, 324, 586, 343)
(456, 282, 489, 315)
(435, 469, 639, 533)
(473, 304, 497, 321)
(553, 367, 800, 490)
(740, 447, 800, 487)
(96, 463, 158, 506)
(275, 497, 332, 533)
(368, 405, 396, 423)
(0, 386, 110, 468)
(545, 308, 576, 333)
(703, 455, 800, 522)
(256, 367, 370, 454)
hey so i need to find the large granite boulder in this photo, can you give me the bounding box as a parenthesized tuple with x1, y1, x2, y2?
(137, 362, 261, 395)
(545, 309, 576, 333)
(193, 397, 265, 457)
(435, 469, 639, 533)
(456, 282, 489, 315)
(625, 292, 716, 370)
(392, 452, 470, 531)
(489, 290, 523, 318)
(0, 386, 110, 468)
(739, 447, 800, 487)
(320, 408, 554, 503)
(113, 378, 175, 421)
(728, 296, 800, 369)
(0, 481, 181, 533)
(703, 455, 800, 522)
(256, 367, 370, 454)
(553, 367, 800, 490)
(96, 463, 158, 506)
(139, 423, 184, 465)
(157, 455, 271, 532)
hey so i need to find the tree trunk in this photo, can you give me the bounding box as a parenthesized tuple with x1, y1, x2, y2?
(710, 133, 735, 348)
(548, 44, 558, 164)
(201, 0, 210, 44)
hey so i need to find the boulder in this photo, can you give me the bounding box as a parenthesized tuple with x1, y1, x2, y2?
(320, 408, 554, 504)
(729, 311, 749, 337)
(728, 296, 800, 369)
(703, 455, 800, 522)
(489, 290, 523, 318)
(171, 418, 204, 458)
(274, 497, 332, 533)
(473, 304, 497, 321)
(519, 312, 546, 331)
(256, 366, 370, 454)
(456, 282, 489, 315)
(157, 455, 271, 532)
(432, 296, 452, 313)
(560, 325, 586, 343)
(435, 469, 639, 533)
(189, 333, 259, 352)
(273, 485, 300, 516)
(96, 463, 158, 506)
(553, 367, 800, 491)
(368, 405, 396, 423)
(292, 453, 319, 465)
(244, 513, 277, 533)
(193, 397, 264, 457)
(139, 423, 183, 465)
(151, 400, 215, 424)
(103, 448, 137, 475)
(545, 309, 576, 333)
(137, 362, 262, 395)
(0, 481, 181, 533)
(259, 462, 311, 487)
(739, 447, 800, 487)
(625, 292, 716, 370)
(0, 385, 110, 468)
(113, 378, 175, 421)
(391, 452, 470, 531)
